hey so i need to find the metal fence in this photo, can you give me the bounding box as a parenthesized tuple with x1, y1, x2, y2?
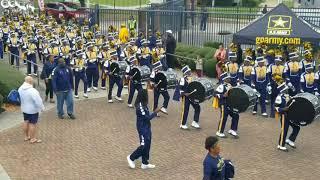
(93, 5, 320, 47)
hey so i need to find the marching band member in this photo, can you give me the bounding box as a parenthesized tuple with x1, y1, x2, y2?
(299, 50, 315, 73)
(59, 38, 72, 66)
(251, 56, 269, 117)
(137, 39, 152, 69)
(26, 37, 38, 76)
(285, 52, 301, 97)
(226, 51, 239, 87)
(1, 24, 10, 53)
(275, 82, 301, 151)
(7, 32, 20, 66)
(66, 27, 76, 48)
(85, 42, 99, 92)
(238, 56, 253, 86)
(126, 56, 142, 108)
(71, 50, 88, 99)
(215, 72, 239, 138)
(150, 61, 169, 114)
(42, 53, 56, 103)
(174, 65, 201, 130)
(300, 64, 318, 94)
(105, 50, 123, 103)
(43, 40, 60, 65)
(20, 33, 28, 64)
(267, 55, 286, 118)
(97, 43, 109, 90)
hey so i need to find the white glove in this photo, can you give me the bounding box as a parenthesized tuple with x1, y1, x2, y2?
(267, 86, 272, 92)
(315, 92, 319, 96)
(287, 82, 293, 87)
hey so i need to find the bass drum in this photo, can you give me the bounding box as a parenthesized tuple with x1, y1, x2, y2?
(186, 78, 214, 103)
(227, 84, 258, 113)
(287, 92, 320, 126)
(130, 65, 151, 82)
(154, 69, 178, 89)
(110, 61, 128, 76)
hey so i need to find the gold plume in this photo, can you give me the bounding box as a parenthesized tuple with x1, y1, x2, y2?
(304, 42, 312, 50)
(245, 48, 253, 57)
(229, 43, 237, 52)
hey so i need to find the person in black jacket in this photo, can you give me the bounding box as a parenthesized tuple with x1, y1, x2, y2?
(127, 89, 165, 169)
(165, 30, 176, 68)
(41, 57, 56, 103)
(236, 44, 243, 65)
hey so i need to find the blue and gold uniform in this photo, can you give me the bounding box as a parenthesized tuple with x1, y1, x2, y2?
(71, 50, 88, 98)
(275, 83, 301, 151)
(299, 50, 315, 73)
(59, 39, 72, 66)
(215, 72, 239, 138)
(137, 39, 152, 69)
(174, 66, 201, 129)
(300, 64, 318, 94)
(267, 56, 286, 118)
(226, 52, 239, 87)
(126, 57, 142, 107)
(238, 56, 253, 86)
(104, 50, 123, 102)
(25, 38, 38, 75)
(251, 56, 269, 117)
(150, 61, 170, 114)
(285, 52, 301, 96)
(97, 43, 109, 90)
(85, 42, 99, 92)
(7, 32, 20, 66)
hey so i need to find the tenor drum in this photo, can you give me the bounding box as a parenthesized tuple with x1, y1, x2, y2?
(110, 61, 128, 76)
(154, 69, 178, 89)
(187, 78, 214, 103)
(130, 65, 151, 82)
(227, 84, 258, 113)
(287, 93, 320, 126)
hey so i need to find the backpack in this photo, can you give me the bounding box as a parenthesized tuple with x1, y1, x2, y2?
(7, 89, 20, 105)
(224, 159, 235, 179)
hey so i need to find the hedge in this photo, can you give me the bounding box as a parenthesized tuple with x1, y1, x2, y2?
(0, 94, 4, 113)
(175, 43, 218, 78)
(0, 61, 25, 102)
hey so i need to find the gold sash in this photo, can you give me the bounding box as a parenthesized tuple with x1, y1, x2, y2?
(306, 73, 315, 85)
(271, 65, 285, 76)
(228, 63, 238, 74)
(52, 47, 59, 55)
(62, 46, 70, 54)
(243, 66, 252, 76)
(288, 62, 299, 73)
(256, 66, 267, 79)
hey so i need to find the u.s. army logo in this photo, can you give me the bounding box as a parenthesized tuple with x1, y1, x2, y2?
(267, 15, 292, 35)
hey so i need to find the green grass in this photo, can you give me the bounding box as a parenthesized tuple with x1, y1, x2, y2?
(0, 61, 25, 100)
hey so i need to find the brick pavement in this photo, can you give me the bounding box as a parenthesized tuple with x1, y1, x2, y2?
(0, 90, 320, 180)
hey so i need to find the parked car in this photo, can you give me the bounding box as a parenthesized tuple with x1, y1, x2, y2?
(45, 2, 89, 22)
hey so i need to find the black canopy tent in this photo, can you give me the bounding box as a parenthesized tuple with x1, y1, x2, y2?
(233, 3, 320, 46)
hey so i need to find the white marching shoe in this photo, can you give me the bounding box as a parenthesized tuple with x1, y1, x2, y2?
(228, 130, 238, 137)
(101, 87, 106, 90)
(216, 132, 226, 138)
(108, 99, 113, 103)
(180, 124, 188, 130)
(141, 163, 155, 169)
(93, 87, 98, 91)
(127, 155, 135, 169)
(74, 95, 79, 98)
(191, 121, 200, 129)
(262, 113, 268, 117)
(277, 145, 288, 152)
(83, 93, 88, 98)
(128, 104, 133, 108)
(87, 88, 91, 92)
(286, 139, 296, 148)
(160, 107, 168, 114)
(252, 111, 257, 115)
(115, 96, 123, 101)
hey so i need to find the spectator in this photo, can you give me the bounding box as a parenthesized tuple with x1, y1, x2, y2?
(214, 44, 227, 79)
(18, 76, 44, 144)
(135, 32, 144, 48)
(236, 44, 243, 65)
(262, 5, 268, 14)
(128, 15, 137, 36)
(41, 56, 56, 103)
(203, 136, 225, 180)
(52, 58, 76, 120)
(200, 8, 208, 31)
(165, 30, 177, 68)
(196, 55, 203, 77)
(119, 24, 129, 44)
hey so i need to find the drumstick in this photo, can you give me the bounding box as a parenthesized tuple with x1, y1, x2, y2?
(156, 80, 162, 86)
(189, 89, 197, 95)
(132, 72, 137, 78)
(111, 68, 117, 74)
(288, 99, 296, 108)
